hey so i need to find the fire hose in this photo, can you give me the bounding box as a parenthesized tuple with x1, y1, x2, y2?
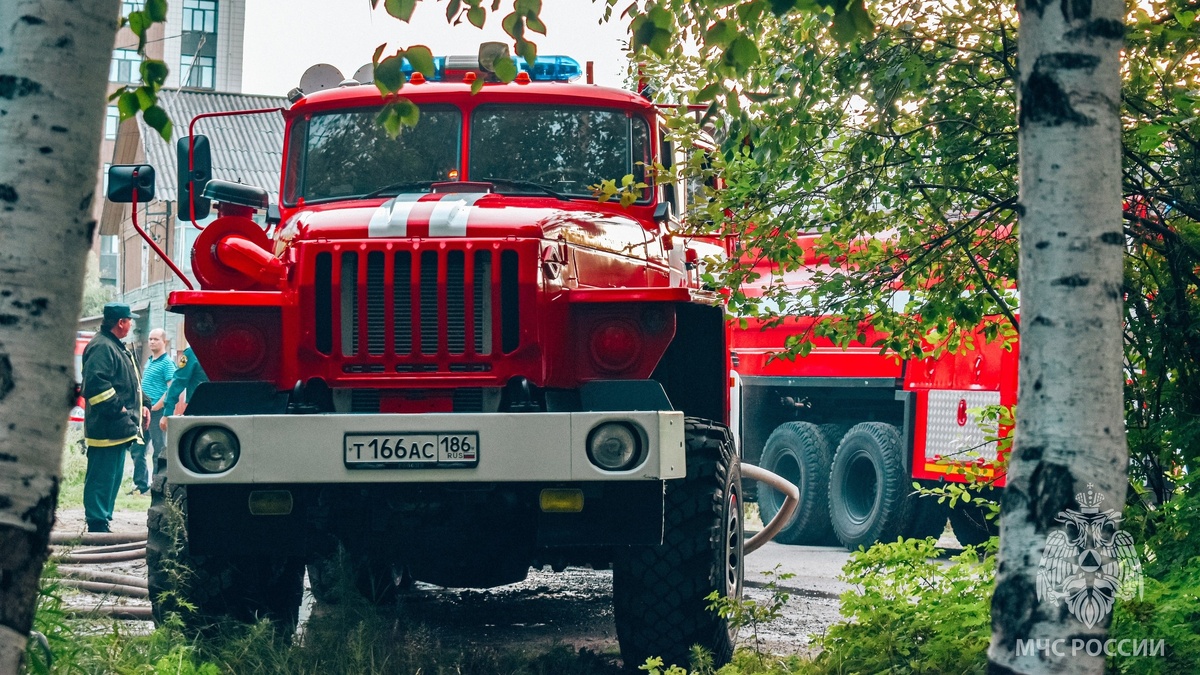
(741, 463, 799, 555)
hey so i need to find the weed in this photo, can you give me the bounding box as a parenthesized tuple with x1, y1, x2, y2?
(706, 565, 794, 664)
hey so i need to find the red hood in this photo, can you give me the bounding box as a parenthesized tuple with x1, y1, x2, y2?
(279, 193, 654, 245)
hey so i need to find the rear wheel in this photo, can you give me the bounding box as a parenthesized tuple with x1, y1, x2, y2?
(828, 422, 912, 551)
(756, 421, 833, 545)
(949, 497, 998, 547)
(147, 475, 304, 631)
(613, 418, 743, 670)
(902, 492, 949, 540)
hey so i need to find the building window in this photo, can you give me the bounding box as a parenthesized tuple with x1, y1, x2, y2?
(105, 105, 120, 140)
(110, 49, 142, 83)
(180, 55, 215, 89)
(121, 0, 144, 17)
(102, 162, 112, 195)
(182, 0, 217, 33)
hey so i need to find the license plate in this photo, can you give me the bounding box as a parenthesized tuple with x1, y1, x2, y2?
(344, 432, 479, 468)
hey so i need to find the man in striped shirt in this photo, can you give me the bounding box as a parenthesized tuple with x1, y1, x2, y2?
(139, 328, 175, 493)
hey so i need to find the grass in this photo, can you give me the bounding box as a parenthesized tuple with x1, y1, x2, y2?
(59, 431, 154, 513)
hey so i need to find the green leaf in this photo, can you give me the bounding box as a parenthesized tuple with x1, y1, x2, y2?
(744, 89, 780, 102)
(467, 6, 486, 27)
(516, 38, 537, 65)
(134, 86, 155, 110)
(142, 105, 172, 141)
(378, 106, 402, 138)
(695, 82, 721, 102)
(394, 98, 419, 127)
(647, 6, 673, 29)
(527, 14, 547, 34)
(492, 55, 517, 82)
(501, 11, 520, 38)
(405, 45, 435, 76)
(140, 60, 169, 89)
(724, 36, 761, 74)
(470, 76, 485, 94)
(128, 11, 150, 41)
(145, 0, 167, 22)
(446, 0, 462, 23)
(648, 27, 672, 56)
(117, 91, 140, 120)
(384, 0, 418, 22)
(705, 20, 738, 48)
(375, 53, 405, 94)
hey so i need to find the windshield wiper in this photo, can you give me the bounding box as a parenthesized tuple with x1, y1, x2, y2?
(478, 177, 570, 201)
(362, 180, 436, 199)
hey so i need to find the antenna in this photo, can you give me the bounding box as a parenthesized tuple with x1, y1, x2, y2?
(352, 64, 374, 84)
(298, 64, 345, 93)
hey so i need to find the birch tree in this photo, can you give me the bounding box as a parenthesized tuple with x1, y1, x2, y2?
(0, 0, 120, 669)
(988, 0, 1127, 670)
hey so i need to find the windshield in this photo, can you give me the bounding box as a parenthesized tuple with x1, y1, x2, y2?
(289, 105, 461, 204)
(469, 105, 650, 199)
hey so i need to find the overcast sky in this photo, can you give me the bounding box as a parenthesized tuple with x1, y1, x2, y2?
(241, 1, 634, 96)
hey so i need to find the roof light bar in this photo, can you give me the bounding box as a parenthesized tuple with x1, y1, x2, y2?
(398, 55, 582, 82)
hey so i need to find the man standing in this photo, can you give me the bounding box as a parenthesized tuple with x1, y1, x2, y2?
(81, 303, 149, 533)
(161, 344, 208, 428)
(137, 328, 175, 493)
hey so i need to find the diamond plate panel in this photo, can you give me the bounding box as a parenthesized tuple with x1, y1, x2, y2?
(925, 390, 1001, 462)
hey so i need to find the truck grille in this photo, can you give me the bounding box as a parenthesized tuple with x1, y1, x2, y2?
(312, 247, 521, 369)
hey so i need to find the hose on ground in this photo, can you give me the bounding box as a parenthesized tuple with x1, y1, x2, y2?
(741, 463, 799, 555)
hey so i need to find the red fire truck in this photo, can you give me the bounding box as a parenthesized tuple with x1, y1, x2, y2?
(730, 237, 1016, 550)
(106, 49, 744, 667)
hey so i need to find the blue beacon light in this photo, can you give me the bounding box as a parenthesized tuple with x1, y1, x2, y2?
(399, 55, 582, 82)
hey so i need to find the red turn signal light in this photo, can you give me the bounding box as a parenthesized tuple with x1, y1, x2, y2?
(589, 319, 642, 373)
(216, 324, 267, 375)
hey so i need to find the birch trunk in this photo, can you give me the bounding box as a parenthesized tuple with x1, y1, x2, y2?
(0, 0, 119, 670)
(988, 0, 1126, 672)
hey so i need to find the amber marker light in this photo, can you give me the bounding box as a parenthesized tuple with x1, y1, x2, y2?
(248, 490, 294, 516)
(540, 489, 584, 513)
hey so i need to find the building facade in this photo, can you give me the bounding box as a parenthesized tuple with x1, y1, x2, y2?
(96, 0, 247, 291)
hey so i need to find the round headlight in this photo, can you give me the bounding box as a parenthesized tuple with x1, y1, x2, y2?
(189, 427, 240, 474)
(587, 422, 642, 471)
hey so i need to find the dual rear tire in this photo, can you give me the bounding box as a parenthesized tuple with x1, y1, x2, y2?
(756, 421, 950, 551)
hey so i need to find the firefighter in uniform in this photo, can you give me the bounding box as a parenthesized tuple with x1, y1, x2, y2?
(81, 303, 149, 533)
(161, 345, 209, 429)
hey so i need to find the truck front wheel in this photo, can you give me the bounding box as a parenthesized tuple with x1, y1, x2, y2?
(828, 422, 912, 551)
(756, 421, 833, 545)
(613, 419, 743, 670)
(147, 477, 304, 631)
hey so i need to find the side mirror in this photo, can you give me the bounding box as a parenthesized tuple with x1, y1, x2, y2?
(653, 201, 672, 224)
(203, 179, 269, 210)
(106, 164, 156, 203)
(177, 135, 212, 221)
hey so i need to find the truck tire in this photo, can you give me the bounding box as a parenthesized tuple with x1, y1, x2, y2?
(147, 476, 304, 631)
(949, 500, 997, 547)
(902, 494, 949, 540)
(818, 423, 850, 449)
(756, 422, 833, 545)
(613, 419, 743, 670)
(307, 549, 410, 606)
(828, 422, 912, 551)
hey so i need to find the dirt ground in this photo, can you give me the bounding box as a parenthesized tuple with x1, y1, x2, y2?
(52, 503, 838, 658)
